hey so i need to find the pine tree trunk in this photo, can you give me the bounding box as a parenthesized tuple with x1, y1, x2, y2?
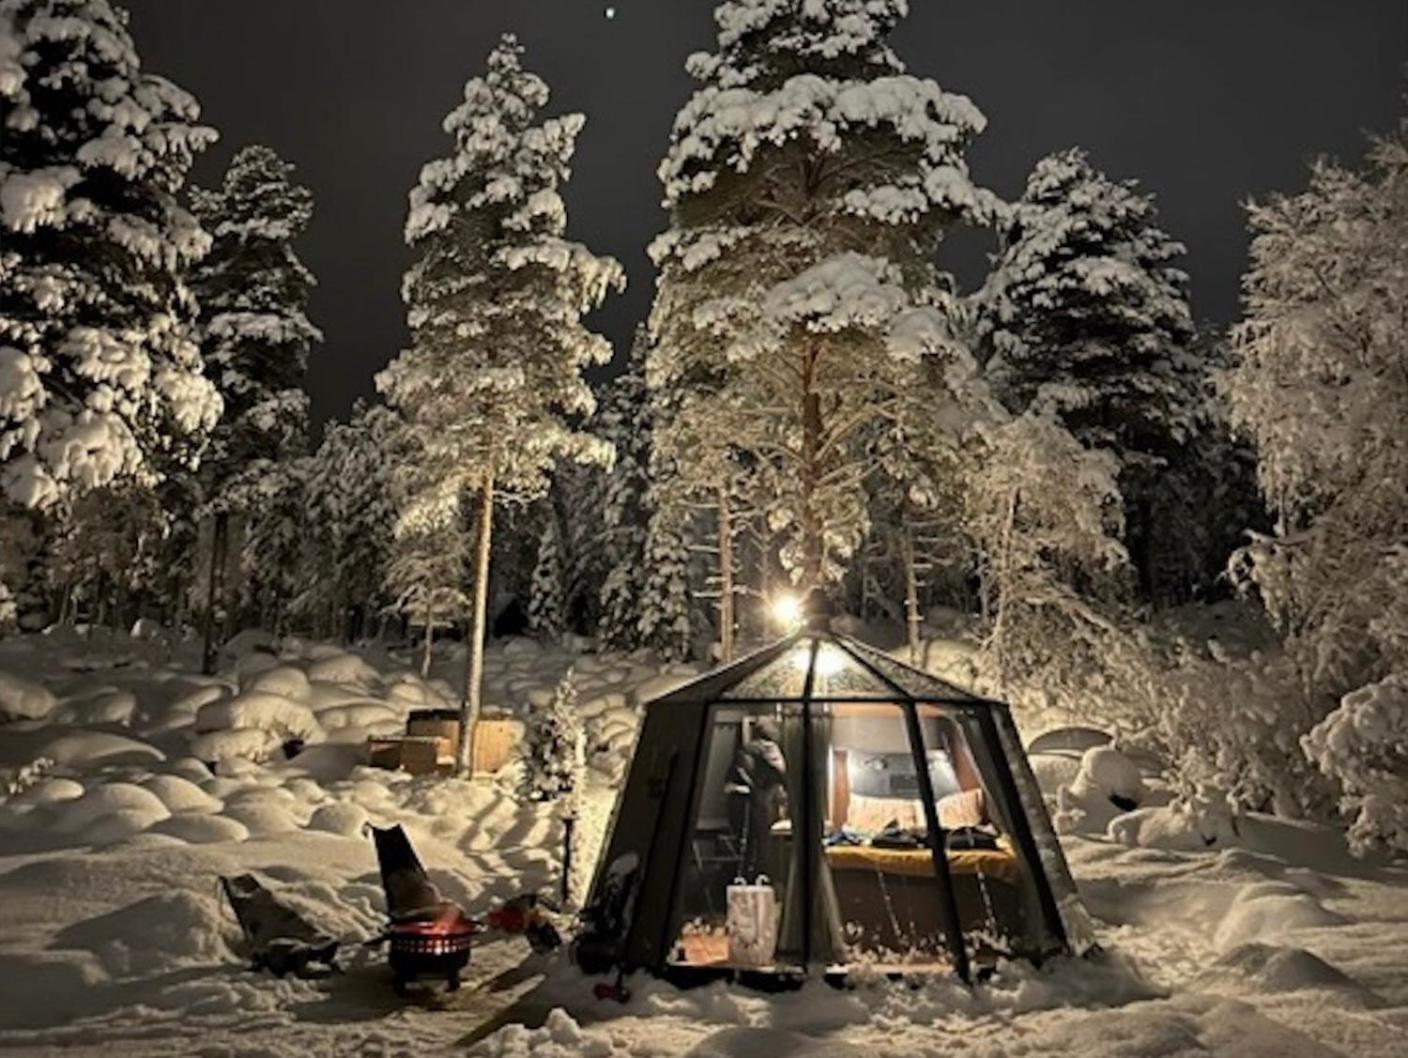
(201, 512, 229, 676)
(717, 484, 735, 662)
(457, 471, 495, 777)
(421, 597, 434, 678)
(799, 343, 823, 594)
(903, 523, 922, 665)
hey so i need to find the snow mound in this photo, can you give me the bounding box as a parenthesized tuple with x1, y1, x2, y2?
(9, 775, 84, 806)
(307, 800, 369, 836)
(141, 774, 223, 814)
(150, 813, 250, 844)
(1212, 881, 1347, 951)
(54, 890, 235, 976)
(242, 664, 312, 701)
(52, 689, 138, 726)
(192, 691, 323, 765)
(51, 783, 170, 835)
(305, 652, 381, 687)
(1055, 745, 1147, 834)
(473, 1008, 615, 1058)
(0, 667, 57, 719)
(35, 730, 164, 768)
(81, 807, 170, 845)
(1194, 943, 1375, 1000)
(1108, 791, 1241, 851)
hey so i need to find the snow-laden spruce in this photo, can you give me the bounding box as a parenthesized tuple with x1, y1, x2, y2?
(650, 0, 995, 593)
(299, 401, 402, 640)
(186, 144, 320, 639)
(190, 145, 320, 501)
(595, 328, 655, 652)
(527, 510, 566, 641)
(377, 36, 622, 769)
(0, 0, 219, 512)
(976, 148, 1198, 461)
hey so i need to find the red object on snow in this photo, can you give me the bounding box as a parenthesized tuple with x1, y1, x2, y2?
(486, 904, 528, 933)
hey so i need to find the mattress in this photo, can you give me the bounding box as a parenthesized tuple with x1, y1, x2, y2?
(824, 844, 1021, 886)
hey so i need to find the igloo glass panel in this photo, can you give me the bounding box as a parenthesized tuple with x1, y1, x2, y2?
(843, 638, 976, 700)
(719, 650, 808, 699)
(822, 702, 956, 971)
(667, 702, 804, 970)
(918, 705, 1064, 964)
(807, 644, 895, 698)
(992, 707, 1098, 953)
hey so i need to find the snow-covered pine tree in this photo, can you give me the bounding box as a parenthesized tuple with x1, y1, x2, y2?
(596, 327, 654, 651)
(550, 459, 610, 636)
(975, 149, 1200, 596)
(376, 36, 622, 773)
(190, 145, 320, 638)
(0, 0, 220, 512)
(1224, 120, 1408, 741)
(527, 507, 565, 640)
(637, 491, 694, 661)
(649, 0, 994, 596)
(300, 401, 401, 639)
(520, 668, 584, 803)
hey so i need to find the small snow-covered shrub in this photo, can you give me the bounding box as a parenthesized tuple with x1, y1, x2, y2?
(2, 756, 54, 801)
(1302, 673, 1408, 856)
(1154, 644, 1335, 819)
(521, 671, 584, 802)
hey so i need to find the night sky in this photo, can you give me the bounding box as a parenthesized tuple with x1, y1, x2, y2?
(122, 1, 1406, 428)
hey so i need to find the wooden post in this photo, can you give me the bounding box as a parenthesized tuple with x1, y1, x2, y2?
(561, 812, 576, 908)
(457, 471, 494, 777)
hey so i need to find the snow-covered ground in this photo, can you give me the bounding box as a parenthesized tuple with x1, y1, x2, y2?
(1, 629, 1406, 1058)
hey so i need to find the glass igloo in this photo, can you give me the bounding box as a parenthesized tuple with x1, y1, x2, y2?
(578, 622, 1096, 984)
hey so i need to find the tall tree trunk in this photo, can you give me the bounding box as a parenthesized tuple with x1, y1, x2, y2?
(457, 471, 495, 777)
(421, 596, 434, 677)
(799, 344, 823, 595)
(903, 523, 922, 665)
(717, 483, 734, 662)
(201, 512, 229, 676)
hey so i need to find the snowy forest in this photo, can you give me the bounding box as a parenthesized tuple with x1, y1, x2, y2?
(1, 2, 1406, 1057)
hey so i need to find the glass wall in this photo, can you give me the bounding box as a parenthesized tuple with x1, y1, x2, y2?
(915, 705, 1062, 966)
(667, 701, 806, 970)
(818, 700, 956, 970)
(661, 640, 1080, 975)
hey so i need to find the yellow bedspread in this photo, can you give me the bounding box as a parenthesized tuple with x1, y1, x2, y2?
(825, 844, 1020, 886)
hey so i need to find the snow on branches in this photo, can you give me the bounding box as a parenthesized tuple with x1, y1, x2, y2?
(379, 34, 623, 528)
(650, 0, 993, 593)
(0, 0, 219, 511)
(976, 148, 1198, 468)
(1224, 127, 1408, 703)
(1304, 673, 1408, 856)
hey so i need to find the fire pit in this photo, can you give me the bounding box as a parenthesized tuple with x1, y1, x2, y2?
(387, 905, 479, 995)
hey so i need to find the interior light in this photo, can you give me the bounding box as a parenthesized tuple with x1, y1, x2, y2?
(770, 592, 803, 631)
